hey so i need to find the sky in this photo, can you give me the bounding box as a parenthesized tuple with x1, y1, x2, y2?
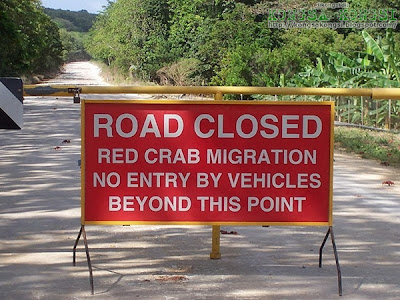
(41, 0, 111, 14)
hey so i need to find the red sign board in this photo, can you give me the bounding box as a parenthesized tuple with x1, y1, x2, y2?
(81, 100, 334, 226)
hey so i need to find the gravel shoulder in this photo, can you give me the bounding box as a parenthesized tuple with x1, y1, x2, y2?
(0, 62, 399, 299)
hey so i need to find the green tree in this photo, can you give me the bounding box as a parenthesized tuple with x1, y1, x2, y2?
(0, 0, 63, 76)
(59, 29, 90, 62)
(86, 0, 170, 80)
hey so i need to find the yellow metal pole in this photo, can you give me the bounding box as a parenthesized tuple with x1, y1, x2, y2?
(372, 88, 400, 100)
(210, 225, 221, 259)
(214, 91, 223, 100)
(24, 85, 400, 99)
(210, 90, 223, 260)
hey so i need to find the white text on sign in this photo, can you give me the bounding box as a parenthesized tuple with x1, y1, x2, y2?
(93, 113, 322, 139)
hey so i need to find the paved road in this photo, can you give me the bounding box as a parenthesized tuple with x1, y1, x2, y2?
(0, 62, 399, 299)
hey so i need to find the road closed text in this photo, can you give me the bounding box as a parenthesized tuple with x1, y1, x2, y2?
(93, 113, 322, 139)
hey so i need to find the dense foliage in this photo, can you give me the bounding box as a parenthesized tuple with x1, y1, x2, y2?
(0, 0, 64, 76)
(58, 29, 91, 62)
(86, 0, 400, 89)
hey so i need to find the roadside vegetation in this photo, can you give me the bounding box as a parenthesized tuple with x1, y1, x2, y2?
(86, 0, 400, 89)
(0, 1, 96, 81)
(335, 127, 400, 167)
(0, 0, 63, 78)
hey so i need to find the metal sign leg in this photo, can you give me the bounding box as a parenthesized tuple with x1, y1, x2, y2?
(72, 226, 83, 266)
(72, 225, 94, 295)
(319, 226, 342, 296)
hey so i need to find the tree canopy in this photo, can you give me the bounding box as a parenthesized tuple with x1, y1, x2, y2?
(0, 0, 63, 76)
(86, 0, 399, 88)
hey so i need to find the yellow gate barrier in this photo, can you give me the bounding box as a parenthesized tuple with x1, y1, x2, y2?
(23, 85, 400, 99)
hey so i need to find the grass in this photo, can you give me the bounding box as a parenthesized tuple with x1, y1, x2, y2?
(334, 126, 400, 168)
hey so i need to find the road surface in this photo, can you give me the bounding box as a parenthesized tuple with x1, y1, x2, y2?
(0, 62, 399, 299)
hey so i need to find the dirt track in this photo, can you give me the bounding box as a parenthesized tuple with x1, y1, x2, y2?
(0, 62, 399, 299)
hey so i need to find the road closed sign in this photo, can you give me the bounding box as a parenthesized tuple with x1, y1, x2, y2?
(81, 100, 334, 226)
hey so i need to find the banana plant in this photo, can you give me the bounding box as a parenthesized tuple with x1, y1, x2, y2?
(292, 29, 400, 129)
(360, 30, 400, 128)
(362, 30, 400, 83)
